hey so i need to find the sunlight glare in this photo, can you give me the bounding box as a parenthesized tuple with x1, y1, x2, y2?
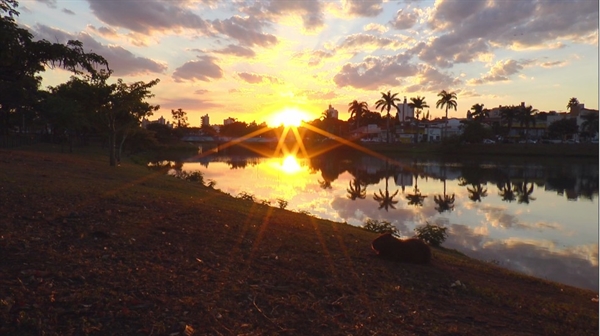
(280, 155, 301, 174)
(270, 108, 308, 127)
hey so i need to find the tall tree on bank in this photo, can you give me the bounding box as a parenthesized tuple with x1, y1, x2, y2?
(500, 105, 519, 139)
(408, 96, 429, 143)
(171, 108, 188, 128)
(436, 90, 457, 139)
(567, 97, 580, 113)
(0, 0, 108, 135)
(375, 91, 401, 143)
(470, 103, 489, 122)
(518, 105, 538, 141)
(348, 100, 368, 132)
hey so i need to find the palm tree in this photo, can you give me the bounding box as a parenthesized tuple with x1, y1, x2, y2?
(497, 181, 517, 203)
(470, 103, 489, 122)
(514, 180, 536, 204)
(346, 178, 367, 200)
(348, 100, 368, 132)
(436, 90, 457, 139)
(375, 91, 401, 143)
(500, 105, 519, 139)
(518, 105, 538, 141)
(567, 97, 579, 113)
(408, 96, 429, 143)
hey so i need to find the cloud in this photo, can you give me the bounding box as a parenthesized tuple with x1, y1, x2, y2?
(390, 9, 419, 30)
(298, 90, 338, 101)
(86, 0, 210, 35)
(35, 0, 56, 8)
(87, 25, 119, 39)
(292, 49, 335, 67)
(237, 72, 281, 84)
(194, 89, 209, 95)
(342, 0, 383, 17)
(404, 64, 462, 93)
(211, 15, 277, 47)
(420, 0, 599, 68)
(540, 60, 566, 68)
(363, 23, 388, 34)
(158, 97, 223, 112)
(32, 24, 167, 76)
(468, 59, 525, 85)
(173, 56, 223, 82)
(62, 8, 74, 15)
(336, 34, 402, 52)
(239, 0, 325, 31)
(333, 55, 418, 90)
(212, 44, 256, 58)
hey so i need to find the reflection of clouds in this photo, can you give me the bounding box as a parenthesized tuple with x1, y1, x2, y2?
(330, 196, 413, 234)
(472, 204, 563, 231)
(445, 224, 599, 291)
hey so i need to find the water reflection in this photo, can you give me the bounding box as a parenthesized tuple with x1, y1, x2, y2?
(162, 152, 598, 291)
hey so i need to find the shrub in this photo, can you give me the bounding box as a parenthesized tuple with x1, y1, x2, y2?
(276, 198, 288, 209)
(237, 192, 256, 202)
(362, 219, 398, 236)
(414, 222, 448, 247)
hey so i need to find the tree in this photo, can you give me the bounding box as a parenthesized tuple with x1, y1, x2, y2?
(517, 105, 538, 141)
(547, 118, 578, 140)
(0, 0, 109, 135)
(375, 91, 401, 143)
(580, 112, 599, 141)
(408, 96, 429, 143)
(436, 90, 457, 139)
(497, 181, 517, 203)
(171, 108, 188, 128)
(348, 100, 368, 131)
(500, 105, 519, 139)
(433, 179, 455, 213)
(470, 103, 489, 122)
(514, 180, 536, 204)
(567, 97, 579, 113)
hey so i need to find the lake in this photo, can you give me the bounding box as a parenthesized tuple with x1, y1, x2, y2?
(159, 149, 599, 291)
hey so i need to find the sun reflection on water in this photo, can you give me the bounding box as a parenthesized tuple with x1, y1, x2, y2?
(279, 155, 302, 174)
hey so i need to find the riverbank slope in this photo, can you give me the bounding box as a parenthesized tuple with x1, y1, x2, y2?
(0, 145, 597, 335)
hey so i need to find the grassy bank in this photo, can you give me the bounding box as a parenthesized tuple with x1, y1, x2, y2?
(0, 144, 598, 335)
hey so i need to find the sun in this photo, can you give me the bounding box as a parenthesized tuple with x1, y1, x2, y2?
(269, 108, 309, 127)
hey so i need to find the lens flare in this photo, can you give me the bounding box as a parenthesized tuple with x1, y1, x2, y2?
(280, 155, 301, 174)
(270, 108, 308, 127)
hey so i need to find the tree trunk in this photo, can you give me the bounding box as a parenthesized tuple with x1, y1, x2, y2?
(386, 109, 391, 143)
(109, 120, 116, 166)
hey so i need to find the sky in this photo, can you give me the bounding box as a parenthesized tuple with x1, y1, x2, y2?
(14, 0, 600, 127)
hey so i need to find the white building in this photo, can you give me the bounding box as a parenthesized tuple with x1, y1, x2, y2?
(201, 114, 210, 127)
(223, 117, 236, 125)
(396, 97, 415, 123)
(325, 104, 338, 119)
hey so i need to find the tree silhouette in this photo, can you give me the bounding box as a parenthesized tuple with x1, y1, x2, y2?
(518, 105, 538, 141)
(436, 90, 457, 139)
(470, 103, 489, 122)
(348, 100, 368, 131)
(514, 180, 536, 204)
(408, 96, 429, 143)
(500, 105, 519, 138)
(567, 97, 579, 112)
(497, 181, 517, 203)
(467, 183, 488, 202)
(347, 178, 367, 200)
(373, 166, 399, 211)
(375, 91, 401, 143)
(433, 179, 455, 213)
(406, 173, 427, 207)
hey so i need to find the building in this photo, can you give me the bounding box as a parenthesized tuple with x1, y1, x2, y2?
(396, 97, 415, 124)
(141, 116, 172, 128)
(224, 117, 236, 125)
(201, 114, 210, 127)
(325, 105, 338, 119)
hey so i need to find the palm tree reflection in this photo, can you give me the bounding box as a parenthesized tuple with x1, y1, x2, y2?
(373, 167, 399, 211)
(433, 179, 455, 213)
(467, 183, 488, 202)
(406, 173, 427, 207)
(497, 181, 517, 203)
(347, 178, 367, 200)
(514, 180, 536, 204)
